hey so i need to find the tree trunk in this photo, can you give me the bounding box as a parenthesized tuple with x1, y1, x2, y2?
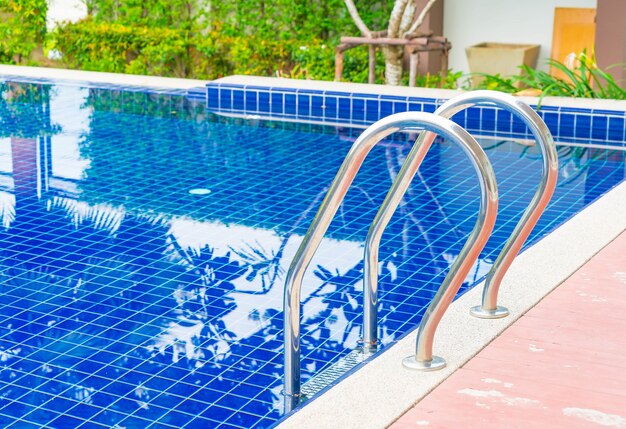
(385, 0, 417, 85)
(342, 0, 440, 85)
(384, 45, 404, 85)
(387, 0, 409, 38)
(343, 0, 372, 37)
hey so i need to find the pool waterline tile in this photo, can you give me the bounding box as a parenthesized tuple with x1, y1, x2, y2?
(207, 82, 626, 148)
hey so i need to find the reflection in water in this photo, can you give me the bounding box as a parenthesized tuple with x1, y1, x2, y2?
(583, 148, 625, 203)
(0, 81, 624, 428)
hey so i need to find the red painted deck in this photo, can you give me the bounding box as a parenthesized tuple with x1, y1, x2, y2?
(390, 230, 626, 429)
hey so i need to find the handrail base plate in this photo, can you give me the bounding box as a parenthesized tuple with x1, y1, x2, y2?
(402, 355, 446, 371)
(470, 305, 509, 319)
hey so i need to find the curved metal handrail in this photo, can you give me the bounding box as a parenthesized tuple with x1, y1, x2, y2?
(362, 91, 558, 356)
(283, 111, 498, 411)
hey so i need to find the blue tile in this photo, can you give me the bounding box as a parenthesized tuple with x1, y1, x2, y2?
(207, 87, 219, 109)
(574, 114, 591, 139)
(285, 93, 297, 115)
(351, 92, 374, 99)
(409, 96, 437, 103)
(380, 100, 393, 118)
(408, 102, 422, 112)
(271, 91, 283, 115)
(542, 112, 559, 136)
(608, 117, 625, 141)
(481, 108, 496, 132)
(511, 116, 527, 135)
(450, 109, 466, 127)
(298, 88, 322, 96)
(422, 103, 437, 114)
(366, 99, 379, 122)
(592, 109, 626, 116)
(496, 109, 512, 133)
(324, 96, 338, 119)
(311, 95, 324, 118)
(324, 90, 349, 97)
(466, 107, 481, 131)
(245, 90, 258, 112)
(258, 91, 270, 113)
(591, 115, 608, 141)
(380, 95, 408, 102)
(393, 101, 408, 114)
(297, 94, 311, 117)
(244, 85, 267, 92)
(560, 106, 593, 114)
(273, 86, 296, 93)
(220, 88, 233, 110)
(232, 89, 245, 110)
(338, 97, 351, 121)
(559, 113, 576, 138)
(216, 83, 243, 90)
(352, 98, 365, 122)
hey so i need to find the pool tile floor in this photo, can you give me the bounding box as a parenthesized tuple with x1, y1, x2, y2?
(390, 229, 626, 429)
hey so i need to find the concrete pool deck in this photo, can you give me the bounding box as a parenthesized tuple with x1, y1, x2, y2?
(391, 226, 626, 429)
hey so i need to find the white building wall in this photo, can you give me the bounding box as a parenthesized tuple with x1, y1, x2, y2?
(443, 0, 597, 74)
(47, 0, 88, 30)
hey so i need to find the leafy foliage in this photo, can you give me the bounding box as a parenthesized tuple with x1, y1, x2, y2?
(57, 0, 462, 86)
(402, 69, 463, 89)
(465, 51, 626, 100)
(54, 19, 194, 75)
(206, 0, 394, 41)
(49, 0, 440, 84)
(52, 18, 390, 82)
(0, 0, 47, 63)
(85, 0, 203, 30)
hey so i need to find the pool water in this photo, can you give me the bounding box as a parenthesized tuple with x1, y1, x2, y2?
(0, 80, 624, 428)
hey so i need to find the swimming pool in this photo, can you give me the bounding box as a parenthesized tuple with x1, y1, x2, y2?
(0, 73, 624, 429)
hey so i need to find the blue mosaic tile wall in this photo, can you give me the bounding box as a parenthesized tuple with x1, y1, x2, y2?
(205, 83, 626, 149)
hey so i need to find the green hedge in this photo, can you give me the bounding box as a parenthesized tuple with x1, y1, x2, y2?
(50, 0, 393, 82)
(52, 19, 385, 82)
(54, 20, 192, 75)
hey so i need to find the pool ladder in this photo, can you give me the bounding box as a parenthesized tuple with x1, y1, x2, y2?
(283, 91, 558, 411)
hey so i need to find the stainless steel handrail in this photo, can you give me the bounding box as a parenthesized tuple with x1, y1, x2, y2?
(362, 92, 558, 355)
(363, 120, 499, 371)
(464, 93, 558, 318)
(283, 112, 498, 411)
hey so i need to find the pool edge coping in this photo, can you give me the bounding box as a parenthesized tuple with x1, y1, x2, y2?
(0, 64, 209, 89)
(275, 179, 626, 429)
(1, 65, 623, 112)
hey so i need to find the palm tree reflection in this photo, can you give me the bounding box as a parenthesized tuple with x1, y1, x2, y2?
(0, 85, 484, 425)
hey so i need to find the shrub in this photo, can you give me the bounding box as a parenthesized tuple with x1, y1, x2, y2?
(0, 0, 47, 64)
(52, 19, 385, 82)
(464, 52, 625, 100)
